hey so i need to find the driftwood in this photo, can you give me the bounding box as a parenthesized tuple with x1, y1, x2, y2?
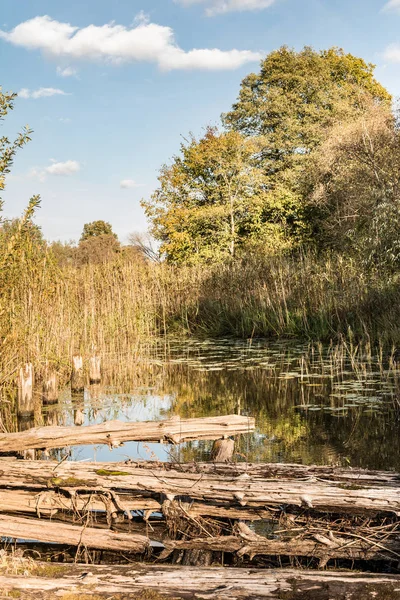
(1, 564, 400, 599)
(0, 459, 396, 517)
(0, 415, 254, 452)
(0, 514, 149, 553)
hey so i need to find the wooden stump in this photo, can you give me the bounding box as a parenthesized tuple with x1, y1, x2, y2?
(89, 355, 101, 384)
(71, 355, 84, 393)
(73, 401, 85, 426)
(42, 370, 58, 406)
(17, 364, 34, 417)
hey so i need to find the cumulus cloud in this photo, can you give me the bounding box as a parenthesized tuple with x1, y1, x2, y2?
(176, 0, 276, 15)
(120, 179, 144, 189)
(383, 43, 400, 62)
(31, 160, 81, 181)
(0, 15, 262, 71)
(56, 65, 77, 77)
(18, 87, 69, 99)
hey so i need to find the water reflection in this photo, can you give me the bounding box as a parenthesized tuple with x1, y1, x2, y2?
(17, 339, 400, 470)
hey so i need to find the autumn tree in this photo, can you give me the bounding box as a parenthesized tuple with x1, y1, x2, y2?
(145, 48, 391, 263)
(306, 102, 400, 268)
(143, 128, 300, 263)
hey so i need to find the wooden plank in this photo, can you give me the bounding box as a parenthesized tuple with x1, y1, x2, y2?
(0, 415, 254, 452)
(0, 459, 397, 516)
(0, 514, 149, 553)
(1, 564, 400, 599)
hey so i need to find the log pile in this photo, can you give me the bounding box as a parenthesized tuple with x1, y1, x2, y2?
(0, 459, 399, 568)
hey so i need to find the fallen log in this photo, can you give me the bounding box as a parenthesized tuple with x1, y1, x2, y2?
(0, 514, 149, 553)
(2, 564, 400, 599)
(0, 487, 265, 522)
(0, 414, 254, 452)
(0, 460, 397, 516)
(163, 525, 400, 563)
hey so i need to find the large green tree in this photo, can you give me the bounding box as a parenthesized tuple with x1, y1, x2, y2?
(224, 46, 391, 178)
(143, 128, 301, 263)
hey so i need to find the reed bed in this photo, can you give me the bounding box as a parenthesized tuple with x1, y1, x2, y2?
(1, 223, 400, 388)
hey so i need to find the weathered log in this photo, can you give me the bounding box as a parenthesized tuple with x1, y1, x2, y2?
(17, 363, 34, 417)
(1, 564, 400, 599)
(0, 415, 254, 452)
(71, 355, 84, 392)
(0, 514, 149, 552)
(0, 486, 269, 522)
(162, 521, 400, 563)
(0, 459, 395, 517)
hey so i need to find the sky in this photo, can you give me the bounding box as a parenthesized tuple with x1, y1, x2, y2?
(2, 0, 400, 243)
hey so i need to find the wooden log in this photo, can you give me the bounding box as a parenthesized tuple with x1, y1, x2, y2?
(1, 564, 400, 599)
(71, 355, 84, 392)
(0, 514, 149, 553)
(17, 363, 34, 417)
(89, 354, 101, 384)
(0, 487, 268, 522)
(0, 459, 397, 517)
(0, 415, 255, 452)
(42, 367, 58, 405)
(162, 521, 400, 562)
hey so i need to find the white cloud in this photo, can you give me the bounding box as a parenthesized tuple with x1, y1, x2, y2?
(30, 160, 81, 181)
(383, 43, 400, 62)
(120, 179, 144, 189)
(176, 0, 276, 15)
(18, 87, 69, 99)
(56, 65, 77, 77)
(0, 15, 262, 71)
(383, 0, 400, 11)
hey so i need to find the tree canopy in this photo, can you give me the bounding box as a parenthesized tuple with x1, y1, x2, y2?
(143, 128, 301, 263)
(80, 220, 117, 242)
(144, 47, 391, 264)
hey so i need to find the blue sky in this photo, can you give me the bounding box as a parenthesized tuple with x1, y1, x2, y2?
(2, 0, 400, 242)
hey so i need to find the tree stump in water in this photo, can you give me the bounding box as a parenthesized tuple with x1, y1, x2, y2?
(89, 354, 101, 384)
(71, 355, 84, 393)
(42, 368, 58, 406)
(17, 363, 34, 417)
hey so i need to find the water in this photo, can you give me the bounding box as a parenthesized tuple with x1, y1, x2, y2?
(39, 338, 400, 470)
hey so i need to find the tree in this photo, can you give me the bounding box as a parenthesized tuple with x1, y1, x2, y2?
(224, 46, 391, 180)
(80, 220, 117, 242)
(306, 102, 400, 268)
(143, 128, 298, 263)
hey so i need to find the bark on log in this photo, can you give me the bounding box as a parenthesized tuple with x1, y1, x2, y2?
(0, 514, 149, 552)
(0, 415, 254, 452)
(0, 459, 396, 516)
(1, 564, 400, 599)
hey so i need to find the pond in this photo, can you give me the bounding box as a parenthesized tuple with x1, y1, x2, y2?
(36, 338, 400, 470)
